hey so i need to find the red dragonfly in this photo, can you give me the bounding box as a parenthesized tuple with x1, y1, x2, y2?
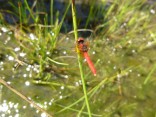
(55, 35, 96, 76)
(77, 37, 96, 76)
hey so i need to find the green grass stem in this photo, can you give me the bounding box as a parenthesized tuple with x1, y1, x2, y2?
(71, 0, 92, 116)
(18, 2, 22, 29)
(52, 2, 70, 49)
(24, 0, 37, 22)
(47, 57, 69, 66)
(50, 0, 53, 25)
(144, 63, 156, 84)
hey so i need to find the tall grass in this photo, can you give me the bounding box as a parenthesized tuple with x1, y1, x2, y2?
(3, 0, 70, 79)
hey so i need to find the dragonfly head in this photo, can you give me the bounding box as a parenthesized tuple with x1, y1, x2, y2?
(77, 37, 85, 44)
(77, 37, 88, 52)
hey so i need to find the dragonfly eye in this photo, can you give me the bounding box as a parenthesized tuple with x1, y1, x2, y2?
(77, 37, 85, 44)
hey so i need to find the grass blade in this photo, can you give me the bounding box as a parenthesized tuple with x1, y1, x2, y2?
(144, 63, 156, 84)
(71, 1, 92, 116)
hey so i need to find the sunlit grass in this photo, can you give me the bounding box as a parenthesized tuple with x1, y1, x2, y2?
(5, 0, 71, 80)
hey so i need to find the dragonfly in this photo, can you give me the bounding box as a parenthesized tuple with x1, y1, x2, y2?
(77, 37, 96, 76)
(54, 33, 96, 76)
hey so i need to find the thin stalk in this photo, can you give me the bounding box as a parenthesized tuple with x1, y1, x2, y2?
(71, 0, 92, 117)
(18, 2, 22, 29)
(50, 0, 53, 25)
(24, 0, 36, 22)
(52, 2, 70, 49)
(85, 0, 95, 28)
(77, 102, 86, 117)
(144, 63, 156, 84)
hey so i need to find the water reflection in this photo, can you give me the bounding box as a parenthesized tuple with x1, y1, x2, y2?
(0, 100, 20, 116)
